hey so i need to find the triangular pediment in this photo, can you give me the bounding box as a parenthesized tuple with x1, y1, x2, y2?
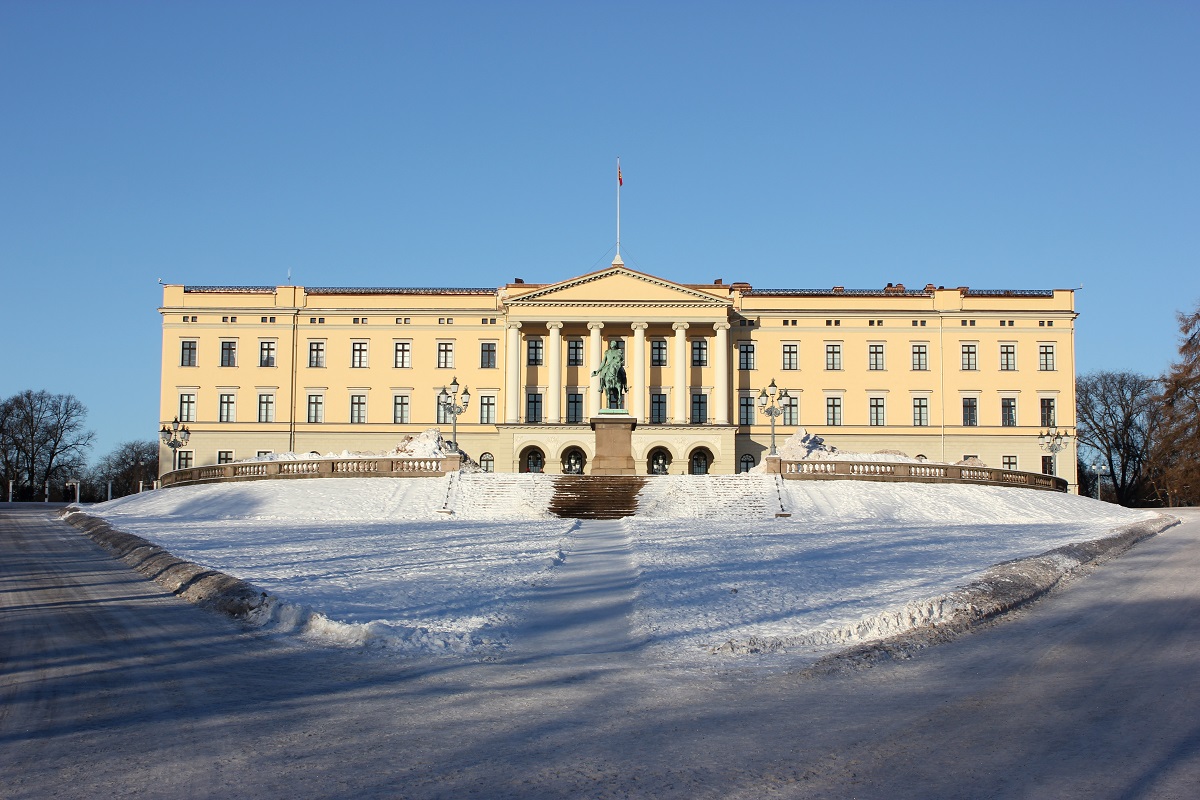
(504, 266, 731, 309)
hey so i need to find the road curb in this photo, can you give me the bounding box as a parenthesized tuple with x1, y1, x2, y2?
(59, 508, 269, 619)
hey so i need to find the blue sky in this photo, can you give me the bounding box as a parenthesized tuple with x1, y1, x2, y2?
(2, 1, 1197, 462)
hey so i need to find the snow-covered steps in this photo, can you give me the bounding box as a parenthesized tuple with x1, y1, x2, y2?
(452, 473, 557, 519)
(548, 476, 647, 519)
(636, 474, 786, 519)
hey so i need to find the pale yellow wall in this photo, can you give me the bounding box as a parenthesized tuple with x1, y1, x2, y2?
(159, 275, 1079, 489)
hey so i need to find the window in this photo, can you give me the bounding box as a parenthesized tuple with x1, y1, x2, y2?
(526, 392, 543, 423)
(1042, 456, 1055, 475)
(739, 396, 756, 426)
(782, 395, 799, 426)
(257, 450, 272, 458)
(257, 393, 274, 423)
(259, 341, 276, 367)
(1003, 456, 1018, 471)
(177, 451, 194, 469)
(309, 341, 325, 368)
(350, 394, 367, 424)
(220, 341, 237, 367)
(1040, 398, 1056, 427)
(307, 394, 324, 423)
(691, 393, 708, 424)
(738, 342, 755, 370)
(740, 454, 755, 473)
(651, 340, 668, 367)
(869, 397, 886, 426)
(436, 400, 451, 425)
(567, 339, 584, 366)
(1000, 344, 1016, 371)
(394, 341, 411, 368)
(566, 393, 584, 424)
(479, 342, 497, 369)
(479, 453, 495, 473)
(219, 393, 236, 423)
(1002, 398, 1017, 427)
(868, 344, 885, 371)
(180, 340, 197, 367)
(217, 450, 234, 465)
(691, 339, 708, 367)
(650, 393, 667, 424)
(962, 397, 978, 427)
(479, 395, 497, 424)
(961, 344, 977, 371)
(826, 397, 842, 426)
(782, 343, 799, 371)
(393, 395, 410, 424)
(912, 344, 928, 371)
(913, 398, 929, 427)
(527, 338, 543, 366)
(1039, 345, 1055, 371)
(178, 393, 196, 423)
(351, 342, 369, 368)
(437, 342, 454, 369)
(825, 344, 842, 370)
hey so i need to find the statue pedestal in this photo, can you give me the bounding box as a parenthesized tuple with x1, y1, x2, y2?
(590, 414, 636, 475)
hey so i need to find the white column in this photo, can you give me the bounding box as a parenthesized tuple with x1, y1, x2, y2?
(631, 322, 648, 421)
(587, 322, 604, 417)
(673, 322, 689, 424)
(504, 322, 522, 424)
(546, 321, 563, 423)
(714, 322, 731, 425)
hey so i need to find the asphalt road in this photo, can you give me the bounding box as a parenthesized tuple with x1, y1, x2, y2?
(2, 506, 1198, 799)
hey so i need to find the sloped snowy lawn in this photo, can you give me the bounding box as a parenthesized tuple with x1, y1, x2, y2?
(88, 475, 1161, 661)
(90, 479, 575, 653)
(628, 480, 1159, 657)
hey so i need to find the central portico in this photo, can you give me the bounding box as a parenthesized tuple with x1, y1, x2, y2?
(493, 257, 739, 474)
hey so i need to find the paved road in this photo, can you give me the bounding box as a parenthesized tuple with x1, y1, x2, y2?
(2, 506, 1198, 799)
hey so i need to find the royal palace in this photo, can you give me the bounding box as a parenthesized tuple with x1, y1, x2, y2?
(158, 256, 1079, 489)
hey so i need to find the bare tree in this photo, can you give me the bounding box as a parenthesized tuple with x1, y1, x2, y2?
(1075, 372, 1162, 506)
(1149, 304, 1200, 506)
(88, 440, 160, 500)
(0, 390, 95, 500)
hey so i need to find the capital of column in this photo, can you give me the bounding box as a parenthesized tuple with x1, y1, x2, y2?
(506, 321, 523, 330)
(713, 322, 731, 332)
(672, 322, 690, 332)
(587, 322, 605, 332)
(546, 321, 563, 332)
(630, 322, 649, 332)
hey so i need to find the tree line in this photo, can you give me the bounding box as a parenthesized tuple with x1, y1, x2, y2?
(0, 390, 157, 501)
(1076, 303, 1200, 507)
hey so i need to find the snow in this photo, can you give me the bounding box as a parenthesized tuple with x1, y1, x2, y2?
(85, 474, 1159, 662)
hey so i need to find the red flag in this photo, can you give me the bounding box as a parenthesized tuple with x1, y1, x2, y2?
(618, 167, 623, 186)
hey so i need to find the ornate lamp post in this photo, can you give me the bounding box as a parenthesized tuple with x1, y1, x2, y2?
(437, 377, 470, 453)
(1038, 426, 1069, 477)
(159, 418, 191, 472)
(1091, 461, 1110, 500)
(757, 379, 790, 457)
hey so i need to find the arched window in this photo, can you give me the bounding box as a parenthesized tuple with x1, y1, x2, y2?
(689, 449, 710, 475)
(647, 447, 672, 475)
(522, 447, 545, 473)
(562, 447, 586, 474)
(739, 454, 755, 473)
(479, 452, 495, 473)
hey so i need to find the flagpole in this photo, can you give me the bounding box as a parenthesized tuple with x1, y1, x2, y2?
(616, 156, 621, 257)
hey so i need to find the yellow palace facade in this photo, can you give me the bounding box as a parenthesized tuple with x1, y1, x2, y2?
(158, 257, 1079, 490)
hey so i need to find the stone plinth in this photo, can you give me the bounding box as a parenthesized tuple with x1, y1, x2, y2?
(590, 415, 636, 475)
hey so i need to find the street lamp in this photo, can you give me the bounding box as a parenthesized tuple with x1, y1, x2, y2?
(1038, 426, 1069, 477)
(1091, 461, 1110, 500)
(159, 417, 191, 472)
(757, 379, 790, 457)
(437, 377, 470, 454)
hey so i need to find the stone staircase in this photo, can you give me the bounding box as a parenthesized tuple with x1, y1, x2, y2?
(548, 476, 647, 519)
